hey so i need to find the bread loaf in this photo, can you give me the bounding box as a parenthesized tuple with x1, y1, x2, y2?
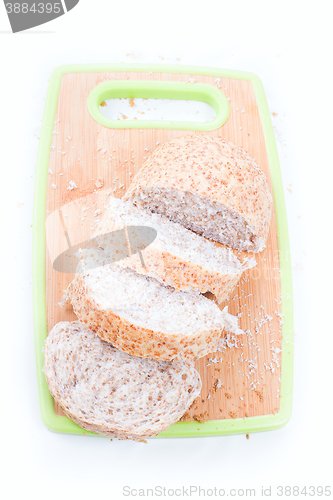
(124, 135, 273, 252)
(43, 321, 201, 440)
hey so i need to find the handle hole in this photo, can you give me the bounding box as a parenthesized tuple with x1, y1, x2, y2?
(99, 98, 217, 124)
(88, 81, 229, 131)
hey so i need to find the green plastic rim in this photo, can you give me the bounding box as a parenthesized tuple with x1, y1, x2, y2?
(87, 80, 230, 131)
(33, 63, 294, 439)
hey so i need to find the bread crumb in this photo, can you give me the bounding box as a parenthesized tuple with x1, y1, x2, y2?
(179, 412, 192, 422)
(193, 412, 209, 423)
(254, 390, 263, 402)
(95, 178, 104, 189)
(67, 180, 78, 191)
(212, 379, 222, 392)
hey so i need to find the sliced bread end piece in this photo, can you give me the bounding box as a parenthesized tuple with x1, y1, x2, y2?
(43, 321, 201, 440)
(124, 135, 273, 252)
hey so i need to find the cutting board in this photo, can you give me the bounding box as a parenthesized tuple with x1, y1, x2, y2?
(33, 64, 293, 438)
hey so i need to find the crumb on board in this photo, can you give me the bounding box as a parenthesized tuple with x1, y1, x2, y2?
(179, 412, 192, 422)
(212, 378, 222, 392)
(95, 178, 104, 189)
(67, 180, 78, 191)
(100, 101, 107, 107)
(193, 412, 209, 423)
(254, 390, 264, 402)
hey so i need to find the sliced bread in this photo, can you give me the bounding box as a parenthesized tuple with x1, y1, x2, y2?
(93, 196, 255, 303)
(124, 135, 273, 252)
(68, 261, 241, 361)
(43, 321, 201, 440)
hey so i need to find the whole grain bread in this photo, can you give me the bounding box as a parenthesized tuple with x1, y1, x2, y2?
(68, 261, 241, 361)
(124, 135, 273, 252)
(43, 321, 201, 440)
(94, 197, 255, 303)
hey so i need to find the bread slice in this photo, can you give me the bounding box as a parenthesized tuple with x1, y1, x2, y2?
(43, 321, 201, 440)
(124, 135, 273, 252)
(68, 262, 241, 361)
(93, 197, 255, 303)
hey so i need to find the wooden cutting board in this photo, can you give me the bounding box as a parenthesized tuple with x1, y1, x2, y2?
(35, 64, 293, 438)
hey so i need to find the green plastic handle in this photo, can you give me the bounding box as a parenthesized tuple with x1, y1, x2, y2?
(87, 80, 230, 131)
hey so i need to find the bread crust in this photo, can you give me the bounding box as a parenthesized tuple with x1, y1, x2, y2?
(124, 135, 273, 252)
(68, 275, 224, 361)
(118, 248, 241, 303)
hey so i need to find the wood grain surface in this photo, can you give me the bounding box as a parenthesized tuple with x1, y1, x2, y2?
(46, 71, 282, 423)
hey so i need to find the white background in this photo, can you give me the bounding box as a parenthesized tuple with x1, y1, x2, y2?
(1, 1, 332, 499)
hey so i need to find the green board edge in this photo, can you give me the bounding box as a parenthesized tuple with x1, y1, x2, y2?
(33, 63, 294, 439)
